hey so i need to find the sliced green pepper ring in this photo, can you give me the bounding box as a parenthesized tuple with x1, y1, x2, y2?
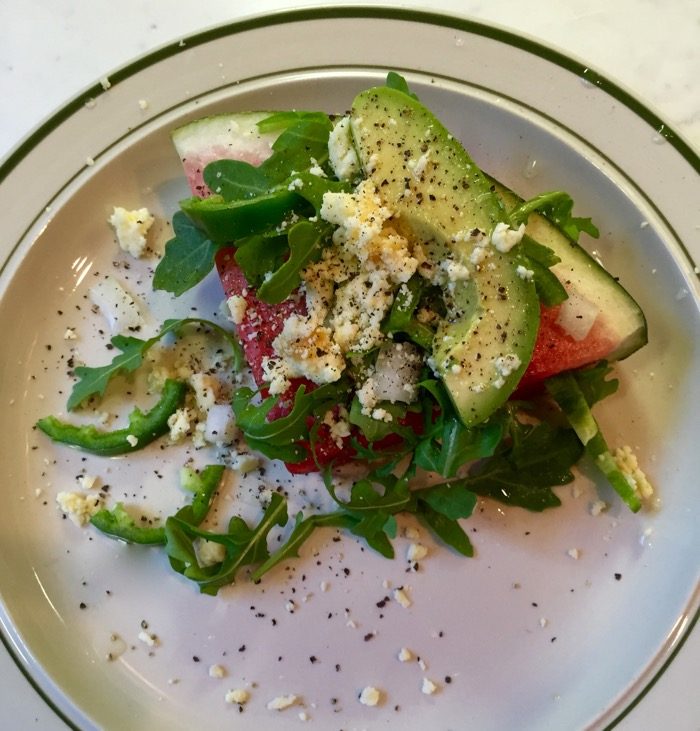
(36, 379, 187, 456)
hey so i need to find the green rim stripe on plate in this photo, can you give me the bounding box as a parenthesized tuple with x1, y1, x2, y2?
(1, 6, 698, 184)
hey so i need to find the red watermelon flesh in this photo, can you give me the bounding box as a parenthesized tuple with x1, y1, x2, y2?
(515, 304, 617, 395)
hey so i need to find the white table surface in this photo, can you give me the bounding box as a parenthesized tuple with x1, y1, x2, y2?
(0, 1, 697, 729)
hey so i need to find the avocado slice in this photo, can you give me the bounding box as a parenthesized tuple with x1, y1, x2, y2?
(349, 86, 539, 426)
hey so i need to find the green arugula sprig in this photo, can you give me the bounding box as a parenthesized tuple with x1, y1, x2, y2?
(508, 190, 600, 242)
(67, 317, 243, 411)
(152, 211, 221, 296)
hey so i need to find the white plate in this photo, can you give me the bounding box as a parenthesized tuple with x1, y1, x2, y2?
(0, 9, 698, 730)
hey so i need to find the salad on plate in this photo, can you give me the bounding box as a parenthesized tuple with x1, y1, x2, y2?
(36, 73, 654, 595)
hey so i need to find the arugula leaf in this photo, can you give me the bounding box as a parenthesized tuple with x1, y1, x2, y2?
(383, 275, 435, 349)
(165, 492, 288, 595)
(348, 511, 396, 558)
(572, 361, 619, 407)
(464, 459, 563, 511)
(260, 117, 333, 184)
(251, 510, 355, 581)
(348, 397, 412, 443)
(414, 482, 477, 520)
(68, 334, 148, 410)
(67, 317, 242, 410)
(418, 504, 474, 556)
(234, 233, 289, 288)
(153, 211, 221, 296)
(323, 469, 414, 516)
(508, 421, 583, 481)
(386, 71, 419, 100)
(458, 421, 583, 511)
(257, 111, 332, 134)
(203, 160, 270, 201)
(414, 414, 504, 477)
(508, 191, 599, 242)
(290, 172, 352, 213)
(517, 235, 568, 306)
(256, 219, 331, 303)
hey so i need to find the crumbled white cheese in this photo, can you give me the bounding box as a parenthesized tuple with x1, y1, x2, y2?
(226, 688, 250, 704)
(56, 491, 103, 526)
(226, 294, 247, 325)
(308, 157, 326, 178)
(328, 116, 361, 181)
(441, 258, 471, 285)
(397, 647, 414, 662)
(321, 180, 390, 249)
(516, 265, 534, 281)
(271, 315, 345, 386)
(393, 587, 412, 608)
(77, 474, 97, 490)
(197, 539, 226, 567)
(421, 678, 438, 695)
(356, 376, 378, 413)
(329, 269, 394, 353)
(359, 686, 381, 706)
(126, 434, 138, 447)
(407, 543, 428, 562)
(491, 222, 526, 252)
(231, 453, 259, 475)
(298, 710, 310, 721)
(323, 407, 351, 448)
(403, 526, 421, 541)
(138, 630, 158, 647)
(611, 445, 654, 499)
(167, 407, 196, 442)
(63, 327, 77, 340)
(590, 499, 608, 516)
(261, 356, 292, 396)
(108, 207, 154, 258)
(371, 407, 392, 423)
(208, 664, 226, 678)
(492, 353, 522, 389)
(267, 694, 298, 711)
(407, 149, 431, 179)
(567, 548, 581, 560)
(320, 580, 330, 592)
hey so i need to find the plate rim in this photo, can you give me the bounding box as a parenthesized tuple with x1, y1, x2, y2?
(0, 6, 697, 730)
(1, 6, 699, 185)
